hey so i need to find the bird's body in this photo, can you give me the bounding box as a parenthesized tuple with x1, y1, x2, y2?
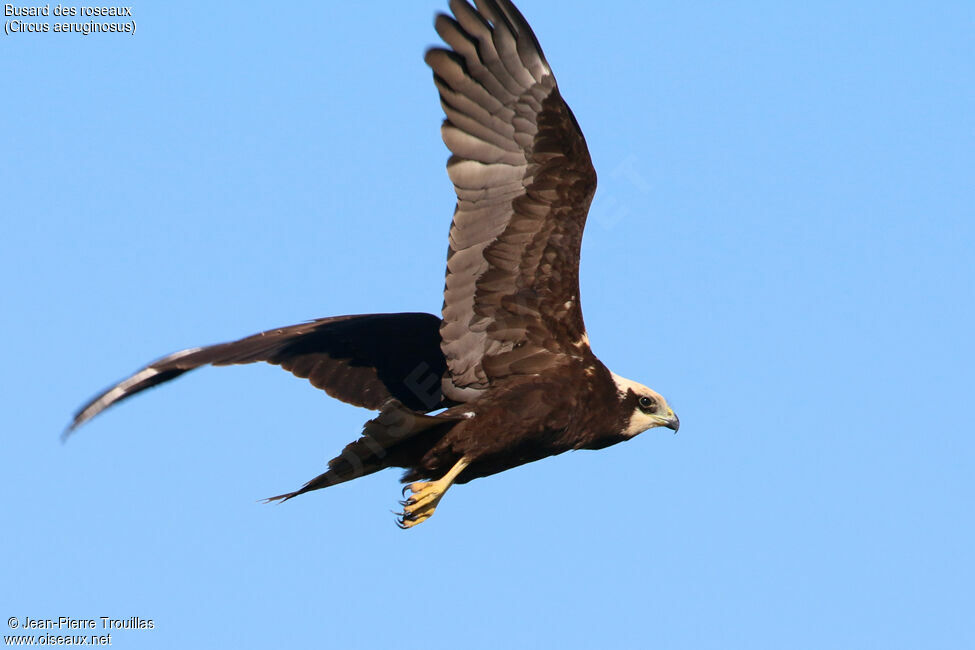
(408, 357, 627, 484)
(69, 0, 679, 527)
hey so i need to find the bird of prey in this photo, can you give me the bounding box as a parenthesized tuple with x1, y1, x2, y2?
(68, 0, 679, 528)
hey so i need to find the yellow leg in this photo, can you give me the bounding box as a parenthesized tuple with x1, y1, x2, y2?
(396, 456, 470, 529)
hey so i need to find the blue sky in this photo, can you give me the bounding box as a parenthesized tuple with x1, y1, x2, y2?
(3, 1, 973, 648)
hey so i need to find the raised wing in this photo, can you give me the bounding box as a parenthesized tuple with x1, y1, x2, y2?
(67, 313, 447, 434)
(427, 0, 598, 400)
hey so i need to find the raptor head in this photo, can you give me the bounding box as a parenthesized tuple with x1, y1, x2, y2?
(611, 372, 679, 436)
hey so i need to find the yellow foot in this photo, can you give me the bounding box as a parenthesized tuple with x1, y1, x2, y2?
(395, 456, 470, 529)
(397, 481, 447, 528)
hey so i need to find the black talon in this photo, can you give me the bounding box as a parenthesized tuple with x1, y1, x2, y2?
(401, 485, 412, 497)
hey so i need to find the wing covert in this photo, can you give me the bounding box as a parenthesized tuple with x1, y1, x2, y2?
(67, 313, 447, 433)
(428, 0, 598, 400)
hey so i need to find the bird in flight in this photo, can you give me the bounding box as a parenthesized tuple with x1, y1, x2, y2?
(68, 0, 679, 528)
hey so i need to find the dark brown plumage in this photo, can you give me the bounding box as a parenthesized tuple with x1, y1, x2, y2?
(68, 0, 678, 528)
(68, 313, 446, 431)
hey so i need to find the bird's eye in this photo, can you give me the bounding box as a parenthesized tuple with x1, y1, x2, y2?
(638, 396, 656, 414)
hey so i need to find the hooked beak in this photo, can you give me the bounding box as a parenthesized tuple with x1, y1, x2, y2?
(663, 409, 680, 432)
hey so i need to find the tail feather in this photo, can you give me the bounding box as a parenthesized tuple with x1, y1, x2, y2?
(264, 400, 463, 502)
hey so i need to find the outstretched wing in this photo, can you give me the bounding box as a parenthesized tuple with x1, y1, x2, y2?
(427, 0, 598, 400)
(67, 313, 447, 434)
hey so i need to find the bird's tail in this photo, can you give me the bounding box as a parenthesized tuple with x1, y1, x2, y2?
(264, 400, 462, 502)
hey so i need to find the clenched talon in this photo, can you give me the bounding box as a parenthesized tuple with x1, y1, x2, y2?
(394, 457, 471, 529)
